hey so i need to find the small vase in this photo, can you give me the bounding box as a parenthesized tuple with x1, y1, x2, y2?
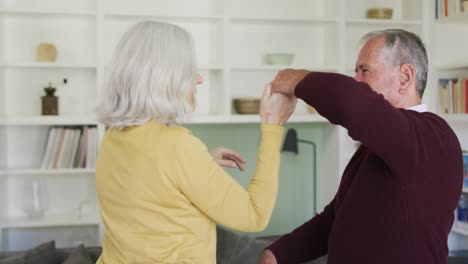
(41, 83, 58, 115)
(22, 177, 49, 219)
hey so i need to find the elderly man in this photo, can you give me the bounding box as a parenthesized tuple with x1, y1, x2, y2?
(260, 29, 463, 264)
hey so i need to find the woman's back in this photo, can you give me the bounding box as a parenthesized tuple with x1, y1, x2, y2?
(96, 121, 218, 263)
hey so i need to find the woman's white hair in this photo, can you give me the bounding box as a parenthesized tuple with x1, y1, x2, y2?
(96, 20, 198, 129)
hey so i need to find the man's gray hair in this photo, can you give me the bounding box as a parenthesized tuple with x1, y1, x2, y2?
(96, 20, 198, 129)
(362, 29, 428, 97)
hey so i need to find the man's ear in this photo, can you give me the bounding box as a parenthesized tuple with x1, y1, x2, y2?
(399, 64, 415, 94)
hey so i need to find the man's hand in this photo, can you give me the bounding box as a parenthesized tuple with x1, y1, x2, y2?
(258, 249, 278, 264)
(210, 146, 246, 171)
(271, 69, 310, 95)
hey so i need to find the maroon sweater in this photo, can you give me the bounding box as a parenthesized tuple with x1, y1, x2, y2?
(267, 73, 463, 264)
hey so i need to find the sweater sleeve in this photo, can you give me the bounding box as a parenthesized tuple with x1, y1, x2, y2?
(173, 124, 284, 232)
(296, 72, 413, 173)
(267, 199, 335, 263)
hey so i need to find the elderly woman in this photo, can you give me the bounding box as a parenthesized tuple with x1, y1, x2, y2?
(95, 20, 296, 264)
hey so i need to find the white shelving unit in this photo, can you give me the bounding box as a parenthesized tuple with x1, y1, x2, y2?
(0, 0, 429, 251)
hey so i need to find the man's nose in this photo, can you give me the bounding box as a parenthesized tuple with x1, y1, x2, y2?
(354, 72, 362, 82)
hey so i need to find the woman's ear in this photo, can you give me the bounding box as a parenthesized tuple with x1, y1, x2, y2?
(399, 64, 415, 94)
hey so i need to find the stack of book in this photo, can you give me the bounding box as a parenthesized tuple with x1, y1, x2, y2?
(436, 0, 468, 18)
(438, 78, 468, 114)
(39, 126, 99, 169)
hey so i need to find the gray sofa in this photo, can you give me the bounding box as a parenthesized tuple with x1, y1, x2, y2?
(6, 228, 466, 264)
(0, 227, 281, 264)
(0, 226, 330, 264)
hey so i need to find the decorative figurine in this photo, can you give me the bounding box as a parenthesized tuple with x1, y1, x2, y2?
(41, 83, 58, 115)
(37, 43, 57, 62)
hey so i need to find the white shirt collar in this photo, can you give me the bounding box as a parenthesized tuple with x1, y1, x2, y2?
(406, 104, 428, 113)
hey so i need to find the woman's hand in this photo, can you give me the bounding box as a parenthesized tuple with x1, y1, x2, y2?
(260, 83, 297, 126)
(210, 146, 246, 171)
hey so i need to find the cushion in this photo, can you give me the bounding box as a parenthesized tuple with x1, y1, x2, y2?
(0, 253, 26, 264)
(61, 244, 94, 264)
(24, 241, 56, 264)
(216, 226, 269, 264)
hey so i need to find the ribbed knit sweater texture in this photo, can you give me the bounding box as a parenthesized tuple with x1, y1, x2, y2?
(268, 73, 463, 264)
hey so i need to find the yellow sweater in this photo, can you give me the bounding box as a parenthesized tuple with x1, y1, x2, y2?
(96, 122, 284, 264)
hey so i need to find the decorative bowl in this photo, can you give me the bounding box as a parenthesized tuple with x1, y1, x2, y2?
(264, 53, 294, 65)
(233, 98, 260, 114)
(366, 8, 393, 19)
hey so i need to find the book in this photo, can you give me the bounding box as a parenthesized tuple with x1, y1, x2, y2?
(40, 127, 56, 169)
(49, 127, 64, 169)
(439, 79, 450, 114)
(69, 128, 82, 168)
(55, 128, 71, 169)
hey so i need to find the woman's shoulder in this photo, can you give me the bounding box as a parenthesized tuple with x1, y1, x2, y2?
(150, 122, 205, 148)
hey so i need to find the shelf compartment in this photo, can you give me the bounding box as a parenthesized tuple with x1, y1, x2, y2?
(227, 0, 338, 20)
(230, 22, 338, 68)
(345, 0, 423, 21)
(4, 16, 96, 64)
(103, 18, 223, 67)
(463, 187, 468, 194)
(4, 68, 97, 117)
(2, 125, 97, 170)
(4, 175, 98, 223)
